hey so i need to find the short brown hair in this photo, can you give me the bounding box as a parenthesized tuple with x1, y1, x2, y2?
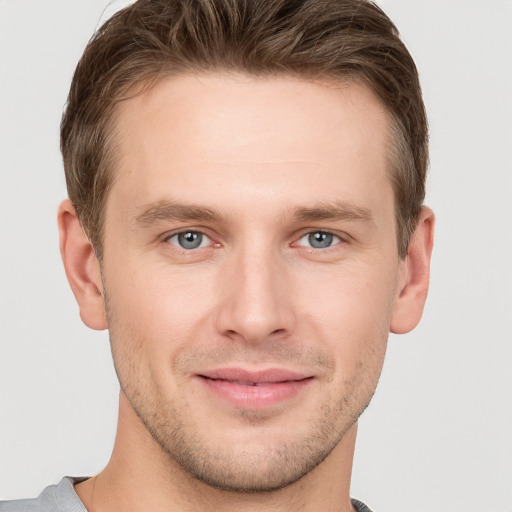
(61, 0, 428, 259)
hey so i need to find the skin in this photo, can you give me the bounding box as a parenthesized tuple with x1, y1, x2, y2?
(59, 73, 434, 512)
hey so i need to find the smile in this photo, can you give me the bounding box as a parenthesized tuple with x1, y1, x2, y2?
(196, 368, 314, 409)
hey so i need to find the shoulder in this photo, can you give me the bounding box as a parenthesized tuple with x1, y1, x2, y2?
(0, 478, 88, 512)
(351, 498, 375, 512)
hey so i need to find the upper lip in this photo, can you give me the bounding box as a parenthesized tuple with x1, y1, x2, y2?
(198, 368, 312, 383)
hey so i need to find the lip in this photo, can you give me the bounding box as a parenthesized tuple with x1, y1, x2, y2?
(196, 368, 314, 410)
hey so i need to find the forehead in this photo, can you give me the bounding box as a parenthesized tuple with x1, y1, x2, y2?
(108, 73, 392, 219)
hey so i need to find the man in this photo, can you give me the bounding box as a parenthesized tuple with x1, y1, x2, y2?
(0, 0, 434, 510)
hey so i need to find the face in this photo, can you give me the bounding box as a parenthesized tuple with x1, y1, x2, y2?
(101, 74, 403, 491)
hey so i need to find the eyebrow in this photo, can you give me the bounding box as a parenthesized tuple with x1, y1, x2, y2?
(292, 201, 374, 224)
(133, 199, 374, 227)
(133, 200, 222, 225)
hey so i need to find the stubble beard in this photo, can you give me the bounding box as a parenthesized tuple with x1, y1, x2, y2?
(124, 387, 360, 493)
(104, 285, 386, 494)
(111, 341, 381, 494)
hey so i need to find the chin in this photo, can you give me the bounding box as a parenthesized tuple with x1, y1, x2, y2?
(167, 438, 339, 494)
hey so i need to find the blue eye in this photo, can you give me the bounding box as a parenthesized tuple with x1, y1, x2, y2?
(167, 231, 210, 250)
(298, 231, 340, 249)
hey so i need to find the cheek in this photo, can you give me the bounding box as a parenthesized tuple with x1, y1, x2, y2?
(104, 262, 216, 365)
(297, 261, 397, 367)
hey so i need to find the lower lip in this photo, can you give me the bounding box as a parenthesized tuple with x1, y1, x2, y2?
(198, 377, 313, 410)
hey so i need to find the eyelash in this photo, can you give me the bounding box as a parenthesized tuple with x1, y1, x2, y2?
(162, 228, 346, 253)
(294, 231, 343, 250)
(164, 230, 215, 250)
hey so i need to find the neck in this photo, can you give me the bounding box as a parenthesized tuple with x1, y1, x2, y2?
(75, 392, 357, 512)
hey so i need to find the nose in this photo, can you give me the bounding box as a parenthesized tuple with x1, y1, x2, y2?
(214, 244, 296, 345)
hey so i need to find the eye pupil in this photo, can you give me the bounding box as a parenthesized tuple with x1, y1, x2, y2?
(178, 231, 202, 249)
(308, 232, 333, 249)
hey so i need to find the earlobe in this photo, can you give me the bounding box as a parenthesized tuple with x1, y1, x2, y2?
(58, 199, 108, 330)
(390, 207, 435, 334)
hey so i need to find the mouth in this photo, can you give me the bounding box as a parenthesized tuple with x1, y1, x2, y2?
(196, 368, 314, 410)
(212, 380, 285, 387)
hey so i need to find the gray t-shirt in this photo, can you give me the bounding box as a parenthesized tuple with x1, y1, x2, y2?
(0, 477, 374, 511)
(0, 478, 87, 512)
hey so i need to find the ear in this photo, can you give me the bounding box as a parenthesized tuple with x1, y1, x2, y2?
(390, 207, 435, 334)
(58, 199, 107, 330)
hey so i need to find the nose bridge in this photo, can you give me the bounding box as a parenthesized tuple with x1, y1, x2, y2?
(215, 236, 295, 343)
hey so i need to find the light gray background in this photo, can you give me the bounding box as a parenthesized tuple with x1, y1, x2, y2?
(1, 1, 511, 510)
